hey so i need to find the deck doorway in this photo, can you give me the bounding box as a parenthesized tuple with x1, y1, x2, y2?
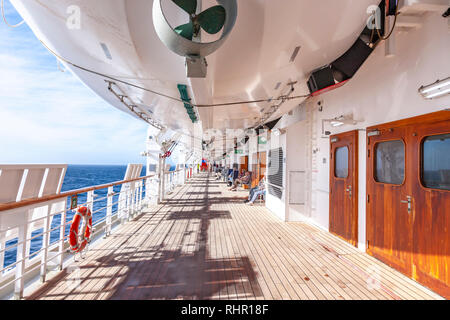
(366, 110, 450, 299)
(329, 130, 359, 247)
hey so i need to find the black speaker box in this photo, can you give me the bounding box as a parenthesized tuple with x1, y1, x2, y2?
(307, 65, 335, 94)
(331, 38, 373, 79)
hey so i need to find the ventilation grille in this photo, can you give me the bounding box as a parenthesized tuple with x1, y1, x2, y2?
(268, 147, 283, 199)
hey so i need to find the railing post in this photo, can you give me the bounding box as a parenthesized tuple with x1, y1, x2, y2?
(138, 180, 143, 210)
(87, 191, 94, 215)
(161, 171, 166, 202)
(133, 183, 138, 215)
(58, 203, 67, 271)
(126, 187, 132, 221)
(40, 204, 52, 283)
(105, 186, 113, 237)
(130, 184, 135, 220)
(14, 214, 29, 300)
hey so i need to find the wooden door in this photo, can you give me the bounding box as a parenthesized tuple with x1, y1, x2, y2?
(410, 114, 450, 298)
(251, 152, 267, 188)
(240, 156, 249, 189)
(259, 151, 267, 181)
(366, 126, 412, 276)
(251, 153, 258, 188)
(329, 130, 358, 246)
(366, 110, 450, 298)
(239, 156, 248, 172)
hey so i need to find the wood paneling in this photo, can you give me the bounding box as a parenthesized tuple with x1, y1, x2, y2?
(329, 130, 358, 247)
(239, 156, 250, 189)
(366, 110, 450, 299)
(251, 152, 266, 188)
(366, 127, 412, 276)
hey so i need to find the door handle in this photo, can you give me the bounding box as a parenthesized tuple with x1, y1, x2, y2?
(346, 186, 352, 198)
(400, 196, 412, 213)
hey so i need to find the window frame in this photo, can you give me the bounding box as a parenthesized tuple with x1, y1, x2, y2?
(373, 139, 406, 186)
(419, 132, 450, 192)
(334, 146, 349, 179)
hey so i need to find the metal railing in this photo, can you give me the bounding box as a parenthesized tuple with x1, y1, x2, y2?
(0, 167, 196, 300)
(0, 174, 156, 300)
(163, 169, 184, 194)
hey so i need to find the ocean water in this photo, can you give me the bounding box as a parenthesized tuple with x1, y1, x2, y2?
(2, 164, 145, 269)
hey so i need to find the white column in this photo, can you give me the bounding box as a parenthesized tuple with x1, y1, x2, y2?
(160, 157, 166, 201)
(106, 186, 113, 236)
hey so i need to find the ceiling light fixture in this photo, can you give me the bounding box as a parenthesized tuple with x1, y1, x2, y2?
(290, 46, 301, 63)
(321, 115, 361, 135)
(272, 128, 286, 136)
(419, 77, 450, 99)
(330, 120, 345, 127)
(100, 42, 112, 60)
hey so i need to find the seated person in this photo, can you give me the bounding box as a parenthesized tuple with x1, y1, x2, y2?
(229, 171, 251, 191)
(245, 177, 265, 203)
(247, 177, 266, 205)
(227, 169, 234, 186)
(215, 167, 222, 180)
(222, 166, 229, 182)
(228, 168, 239, 186)
(228, 170, 242, 188)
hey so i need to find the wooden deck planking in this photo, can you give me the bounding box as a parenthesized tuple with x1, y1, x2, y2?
(25, 174, 444, 300)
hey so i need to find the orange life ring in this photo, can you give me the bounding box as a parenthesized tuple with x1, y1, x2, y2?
(69, 206, 93, 253)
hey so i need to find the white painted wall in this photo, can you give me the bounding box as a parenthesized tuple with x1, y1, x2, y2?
(316, 12, 449, 249)
(286, 121, 308, 221)
(279, 12, 450, 248)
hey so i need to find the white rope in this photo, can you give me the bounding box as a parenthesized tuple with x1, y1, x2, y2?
(1, 0, 25, 28)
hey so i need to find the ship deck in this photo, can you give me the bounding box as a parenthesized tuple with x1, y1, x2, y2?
(26, 174, 443, 300)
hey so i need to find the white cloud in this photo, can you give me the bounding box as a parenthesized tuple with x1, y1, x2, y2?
(0, 14, 148, 165)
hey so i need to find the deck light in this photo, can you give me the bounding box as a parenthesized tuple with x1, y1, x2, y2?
(322, 115, 360, 135)
(330, 120, 345, 127)
(272, 128, 286, 136)
(419, 77, 450, 99)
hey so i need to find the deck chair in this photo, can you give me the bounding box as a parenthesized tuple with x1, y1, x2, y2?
(0, 164, 67, 272)
(118, 164, 143, 221)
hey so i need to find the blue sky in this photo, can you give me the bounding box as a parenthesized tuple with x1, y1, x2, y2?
(0, 3, 148, 165)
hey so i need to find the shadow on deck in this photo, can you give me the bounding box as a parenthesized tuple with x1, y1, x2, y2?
(27, 174, 262, 300)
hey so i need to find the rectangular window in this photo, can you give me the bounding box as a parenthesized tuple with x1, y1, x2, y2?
(374, 140, 405, 185)
(421, 133, 450, 191)
(335, 146, 349, 178)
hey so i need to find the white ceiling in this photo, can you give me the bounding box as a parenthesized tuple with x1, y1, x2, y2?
(12, 0, 379, 134)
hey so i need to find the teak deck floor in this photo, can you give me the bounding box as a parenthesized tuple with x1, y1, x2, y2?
(26, 174, 443, 300)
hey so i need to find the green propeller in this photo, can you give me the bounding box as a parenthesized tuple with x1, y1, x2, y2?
(172, 0, 226, 40)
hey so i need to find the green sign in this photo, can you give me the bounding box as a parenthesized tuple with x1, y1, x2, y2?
(258, 136, 267, 144)
(70, 195, 78, 210)
(235, 149, 243, 154)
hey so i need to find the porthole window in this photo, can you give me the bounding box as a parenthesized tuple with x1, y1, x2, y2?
(421, 133, 450, 191)
(374, 140, 405, 185)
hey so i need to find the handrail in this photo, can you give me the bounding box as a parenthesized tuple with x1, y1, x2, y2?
(0, 168, 194, 299)
(163, 169, 183, 174)
(0, 174, 155, 212)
